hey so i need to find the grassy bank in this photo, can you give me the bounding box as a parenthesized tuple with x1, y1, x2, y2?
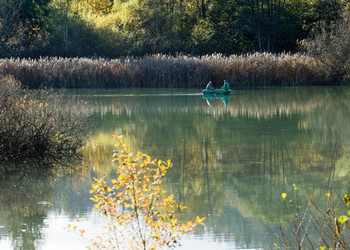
(0, 75, 87, 162)
(0, 53, 328, 88)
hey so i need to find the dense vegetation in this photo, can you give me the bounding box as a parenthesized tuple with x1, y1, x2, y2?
(0, 75, 87, 162)
(0, 0, 348, 57)
(0, 53, 326, 88)
(1, 0, 349, 85)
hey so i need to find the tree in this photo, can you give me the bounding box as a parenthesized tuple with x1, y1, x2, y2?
(0, 0, 23, 53)
(237, 0, 293, 52)
(206, 0, 254, 53)
(302, 12, 350, 83)
(191, 0, 213, 19)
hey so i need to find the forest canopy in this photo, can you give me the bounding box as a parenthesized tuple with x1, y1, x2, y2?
(0, 0, 348, 58)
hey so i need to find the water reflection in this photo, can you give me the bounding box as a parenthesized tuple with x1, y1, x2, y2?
(77, 87, 350, 248)
(203, 95, 231, 107)
(0, 158, 93, 250)
(1, 87, 350, 249)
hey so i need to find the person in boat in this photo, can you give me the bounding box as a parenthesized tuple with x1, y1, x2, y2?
(206, 81, 215, 90)
(221, 80, 230, 91)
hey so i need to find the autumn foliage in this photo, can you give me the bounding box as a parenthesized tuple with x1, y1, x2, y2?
(89, 135, 205, 249)
(0, 75, 87, 162)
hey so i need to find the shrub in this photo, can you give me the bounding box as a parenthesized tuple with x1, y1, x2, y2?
(0, 75, 87, 162)
(274, 185, 350, 249)
(89, 135, 205, 249)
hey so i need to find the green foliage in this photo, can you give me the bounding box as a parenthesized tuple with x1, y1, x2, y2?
(190, 19, 215, 53)
(0, 75, 87, 162)
(0, 0, 348, 57)
(89, 135, 205, 249)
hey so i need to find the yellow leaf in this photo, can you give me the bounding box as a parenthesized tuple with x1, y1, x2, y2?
(338, 215, 348, 225)
(117, 135, 124, 142)
(326, 192, 330, 198)
(282, 193, 287, 200)
(344, 195, 350, 205)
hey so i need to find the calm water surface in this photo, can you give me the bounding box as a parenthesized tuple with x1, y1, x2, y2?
(1, 87, 350, 249)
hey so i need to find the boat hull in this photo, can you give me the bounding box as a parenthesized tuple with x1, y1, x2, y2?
(202, 89, 232, 95)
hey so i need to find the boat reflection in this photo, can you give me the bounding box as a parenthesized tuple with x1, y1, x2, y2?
(203, 95, 231, 107)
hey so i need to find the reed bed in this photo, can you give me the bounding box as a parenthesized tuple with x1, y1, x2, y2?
(0, 53, 328, 88)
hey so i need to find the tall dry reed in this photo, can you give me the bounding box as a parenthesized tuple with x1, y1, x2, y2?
(0, 53, 328, 88)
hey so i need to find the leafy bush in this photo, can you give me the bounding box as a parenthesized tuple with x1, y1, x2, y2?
(0, 75, 87, 162)
(89, 135, 205, 249)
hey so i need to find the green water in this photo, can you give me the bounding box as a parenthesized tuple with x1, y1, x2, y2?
(1, 87, 350, 249)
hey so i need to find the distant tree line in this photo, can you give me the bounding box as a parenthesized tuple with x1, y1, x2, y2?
(0, 0, 348, 58)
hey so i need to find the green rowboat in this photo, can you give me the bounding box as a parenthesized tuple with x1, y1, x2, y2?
(202, 89, 232, 95)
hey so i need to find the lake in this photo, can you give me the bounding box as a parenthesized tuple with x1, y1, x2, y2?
(1, 87, 350, 249)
